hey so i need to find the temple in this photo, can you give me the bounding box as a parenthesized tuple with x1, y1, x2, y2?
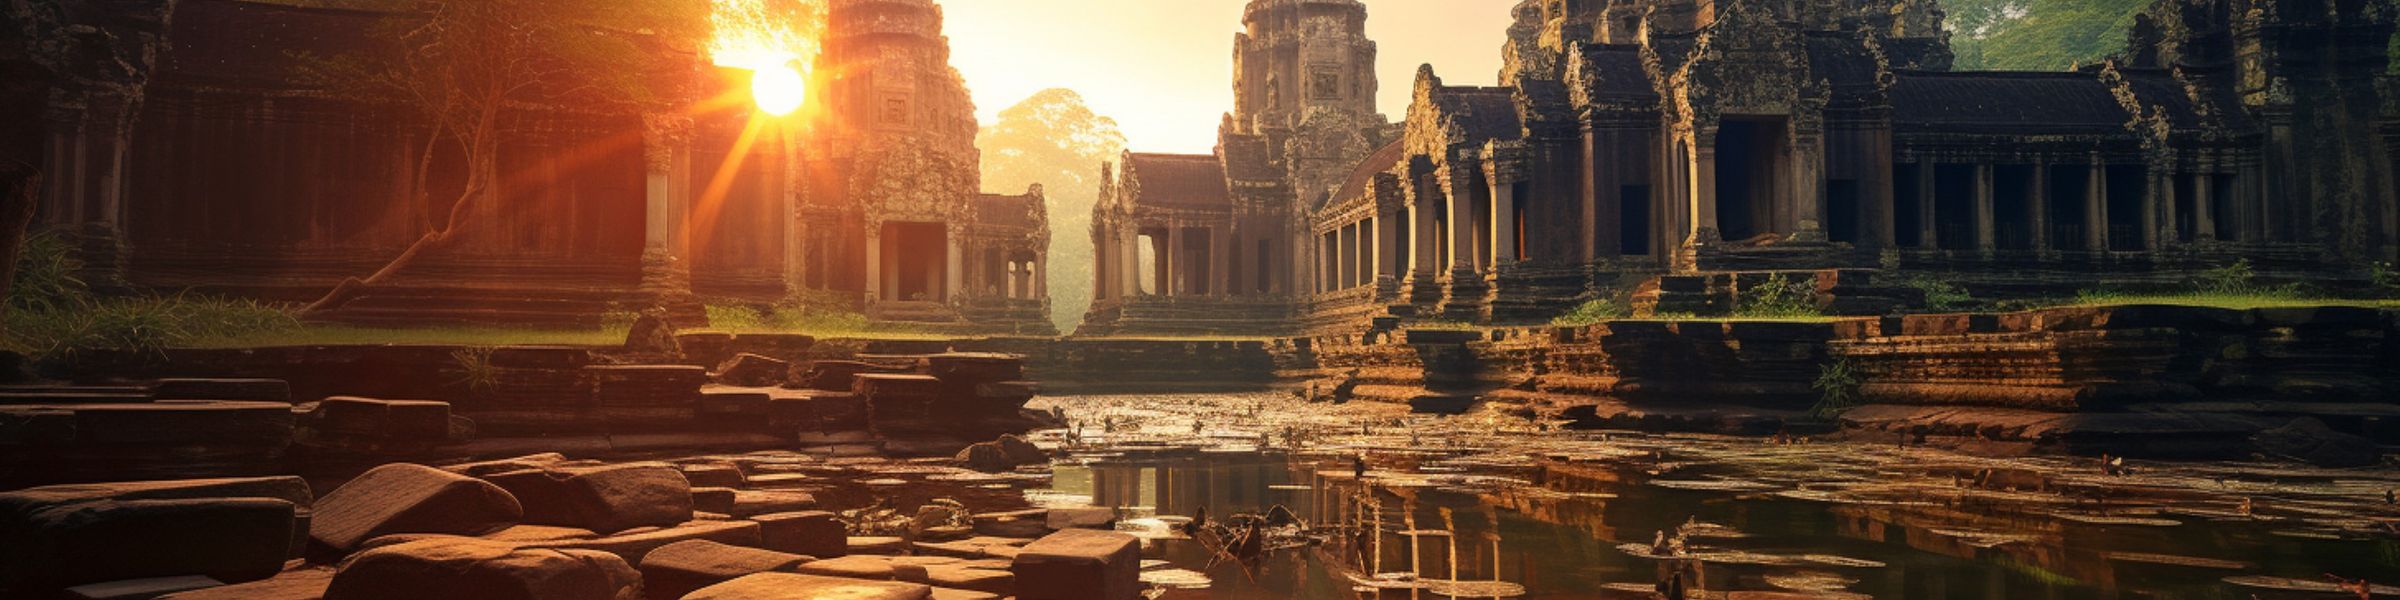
(1082, 0, 2400, 335)
(34, 0, 1053, 334)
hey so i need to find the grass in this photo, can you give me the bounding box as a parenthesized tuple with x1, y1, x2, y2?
(2062, 292, 2400, 310)
(179, 325, 631, 348)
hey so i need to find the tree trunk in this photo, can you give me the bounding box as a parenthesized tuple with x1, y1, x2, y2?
(0, 173, 41, 335)
(299, 103, 500, 315)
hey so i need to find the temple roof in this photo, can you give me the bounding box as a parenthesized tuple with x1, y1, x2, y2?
(1577, 44, 1657, 102)
(971, 192, 1043, 231)
(1429, 86, 1524, 146)
(1124, 153, 1231, 206)
(1325, 139, 1406, 209)
(1891, 72, 2134, 136)
(1805, 34, 1884, 95)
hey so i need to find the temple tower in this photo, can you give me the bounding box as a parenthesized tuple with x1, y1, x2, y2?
(1232, 0, 1379, 134)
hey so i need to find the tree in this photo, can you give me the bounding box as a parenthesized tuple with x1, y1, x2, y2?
(298, 0, 709, 313)
(975, 89, 1125, 332)
(1948, 0, 2149, 71)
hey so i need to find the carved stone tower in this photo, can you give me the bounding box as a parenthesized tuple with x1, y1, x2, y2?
(1233, 0, 1379, 134)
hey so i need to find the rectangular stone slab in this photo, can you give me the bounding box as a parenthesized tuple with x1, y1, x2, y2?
(1011, 529, 1140, 600)
(683, 572, 931, 600)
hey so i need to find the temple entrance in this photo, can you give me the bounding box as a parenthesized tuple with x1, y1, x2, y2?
(1180, 227, 1213, 295)
(1894, 163, 1924, 248)
(1621, 185, 1651, 255)
(1934, 164, 1975, 251)
(880, 221, 947, 302)
(1826, 179, 1860, 245)
(1994, 165, 2034, 251)
(2107, 165, 2147, 251)
(1137, 229, 1163, 295)
(1713, 117, 1787, 242)
(2047, 165, 2089, 250)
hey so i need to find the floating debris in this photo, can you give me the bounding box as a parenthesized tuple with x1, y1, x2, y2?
(1139, 568, 1212, 589)
(2103, 552, 2249, 570)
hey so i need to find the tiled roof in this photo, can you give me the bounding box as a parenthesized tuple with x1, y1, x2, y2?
(1124, 153, 1230, 206)
(1891, 72, 2133, 135)
(1325, 139, 1406, 209)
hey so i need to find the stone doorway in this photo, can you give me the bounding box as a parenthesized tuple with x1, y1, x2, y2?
(880, 221, 947, 302)
(1714, 117, 1788, 242)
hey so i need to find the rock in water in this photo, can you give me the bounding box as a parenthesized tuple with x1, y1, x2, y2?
(2253, 417, 2385, 467)
(955, 442, 1013, 473)
(310, 464, 522, 556)
(323, 538, 639, 600)
(1012, 529, 1141, 600)
(482, 463, 694, 534)
(994, 434, 1046, 466)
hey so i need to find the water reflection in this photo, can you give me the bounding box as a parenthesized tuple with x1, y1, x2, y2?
(1031, 394, 2400, 599)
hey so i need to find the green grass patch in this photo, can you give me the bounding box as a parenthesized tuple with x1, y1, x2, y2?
(179, 325, 630, 348)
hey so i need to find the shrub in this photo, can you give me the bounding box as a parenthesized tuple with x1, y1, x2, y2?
(2372, 261, 2399, 295)
(1893, 274, 1974, 311)
(5, 235, 300, 368)
(1735, 273, 1820, 319)
(1551, 297, 1628, 326)
(1811, 359, 1864, 419)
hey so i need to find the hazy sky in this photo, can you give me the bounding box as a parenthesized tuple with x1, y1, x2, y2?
(943, 1, 1512, 154)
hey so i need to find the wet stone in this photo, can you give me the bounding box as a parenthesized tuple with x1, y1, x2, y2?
(1011, 529, 1141, 600)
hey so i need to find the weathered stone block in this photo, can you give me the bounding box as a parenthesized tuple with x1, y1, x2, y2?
(525, 519, 762, 565)
(1, 498, 295, 595)
(481, 463, 692, 534)
(152, 378, 290, 402)
(1011, 529, 1140, 600)
(311, 463, 521, 555)
(324, 538, 639, 600)
(728, 490, 816, 517)
(638, 539, 810, 600)
(684, 572, 932, 600)
(63, 575, 225, 600)
(753, 511, 847, 558)
(314, 397, 451, 440)
(713, 353, 795, 388)
(156, 568, 333, 600)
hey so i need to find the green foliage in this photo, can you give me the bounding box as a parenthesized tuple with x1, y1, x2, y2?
(1811, 359, 1864, 419)
(450, 346, 499, 394)
(2368, 261, 2399, 294)
(7, 232, 87, 313)
(4, 230, 301, 366)
(1948, 0, 2150, 72)
(1735, 274, 1821, 319)
(1893, 274, 1975, 311)
(2198, 259, 2263, 295)
(1551, 297, 1629, 326)
(702, 294, 917, 337)
(975, 89, 1126, 333)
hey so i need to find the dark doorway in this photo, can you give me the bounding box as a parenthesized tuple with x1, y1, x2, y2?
(1621, 185, 1652, 256)
(1256, 239, 1273, 294)
(1181, 227, 1212, 295)
(2211, 174, 2239, 242)
(1393, 210, 1412, 275)
(2047, 166, 2088, 250)
(1893, 163, 1923, 248)
(1827, 179, 1861, 244)
(2173, 173, 2197, 243)
(1993, 165, 2034, 251)
(1934, 164, 1976, 251)
(2107, 165, 2147, 251)
(1714, 118, 1787, 242)
(882, 221, 946, 302)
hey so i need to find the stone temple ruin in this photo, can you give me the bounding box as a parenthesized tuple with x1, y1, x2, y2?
(32, 0, 1053, 334)
(1085, 0, 2400, 336)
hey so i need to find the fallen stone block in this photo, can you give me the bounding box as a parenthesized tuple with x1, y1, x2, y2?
(313, 397, 451, 440)
(526, 519, 762, 565)
(850, 535, 908, 555)
(481, 463, 692, 534)
(714, 353, 795, 388)
(729, 490, 817, 517)
(753, 511, 846, 558)
(324, 538, 639, 600)
(64, 575, 225, 600)
(692, 487, 737, 514)
(1, 498, 295, 595)
(153, 378, 290, 402)
(929, 587, 1001, 600)
(954, 442, 1012, 473)
(994, 434, 1046, 465)
(637, 539, 810, 600)
(971, 509, 1048, 539)
(684, 572, 932, 600)
(796, 555, 926, 581)
(155, 568, 332, 600)
(697, 388, 773, 420)
(1045, 506, 1117, 530)
(678, 463, 747, 488)
(439, 453, 569, 477)
(311, 463, 522, 556)
(1012, 529, 1140, 600)
(921, 564, 1012, 596)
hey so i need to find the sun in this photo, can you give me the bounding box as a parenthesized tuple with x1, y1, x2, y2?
(751, 64, 806, 116)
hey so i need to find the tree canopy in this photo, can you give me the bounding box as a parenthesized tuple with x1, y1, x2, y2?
(975, 89, 1125, 332)
(1948, 0, 2150, 71)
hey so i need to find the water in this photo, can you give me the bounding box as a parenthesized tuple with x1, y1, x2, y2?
(1027, 393, 2400, 599)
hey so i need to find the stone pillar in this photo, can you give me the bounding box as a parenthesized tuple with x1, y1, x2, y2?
(2029, 164, 2052, 253)
(2195, 168, 2217, 242)
(1973, 162, 1996, 252)
(864, 225, 884, 302)
(2086, 160, 2109, 252)
(1121, 226, 1140, 297)
(1035, 258, 1048, 298)
(2142, 164, 2166, 250)
(1689, 141, 1720, 247)
(1413, 197, 1439, 278)
(1491, 178, 1518, 264)
(1916, 162, 1938, 249)
(641, 115, 694, 300)
(1447, 173, 1478, 273)
(1791, 133, 1828, 242)
(944, 229, 963, 302)
(1868, 131, 1898, 249)
(1365, 215, 1382, 283)
(1213, 228, 1232, 296)
(1163, 226, 1182, 296)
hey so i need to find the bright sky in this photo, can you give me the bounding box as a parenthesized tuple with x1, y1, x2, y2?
(943, 0, 1513, 154)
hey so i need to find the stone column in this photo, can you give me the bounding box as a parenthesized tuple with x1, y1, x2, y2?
(1163, 226, 1182, 296)
(1791, 133, 1828, 242)
(641, 115, 694, 300)
(2142, 164, 2166, 250)
(1447, 173, 1478, 273)
(1366, 215, 1383, 283)
(2029, 163, 2052, 253)
(1973, 162, 1996, 252)
(945, 229, 963, 302)
(2086, 160, 2109, 252)
(1213, 228, 1232, 296)
(1690, 141, 1720, 247)
(1916, 162, 1938, 249)
(1491, 178, 1518, 264)
(2195, 168, 2217, 242)
(1121, 226, 1141, 297)
(864, 225, 884, 302)
(1035, 258, 1048, 299)
(1413, 196, 1439, 278)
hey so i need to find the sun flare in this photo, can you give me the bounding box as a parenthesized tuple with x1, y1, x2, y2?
(707, 0, 821, 115)
(749, 64, 806, 116)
